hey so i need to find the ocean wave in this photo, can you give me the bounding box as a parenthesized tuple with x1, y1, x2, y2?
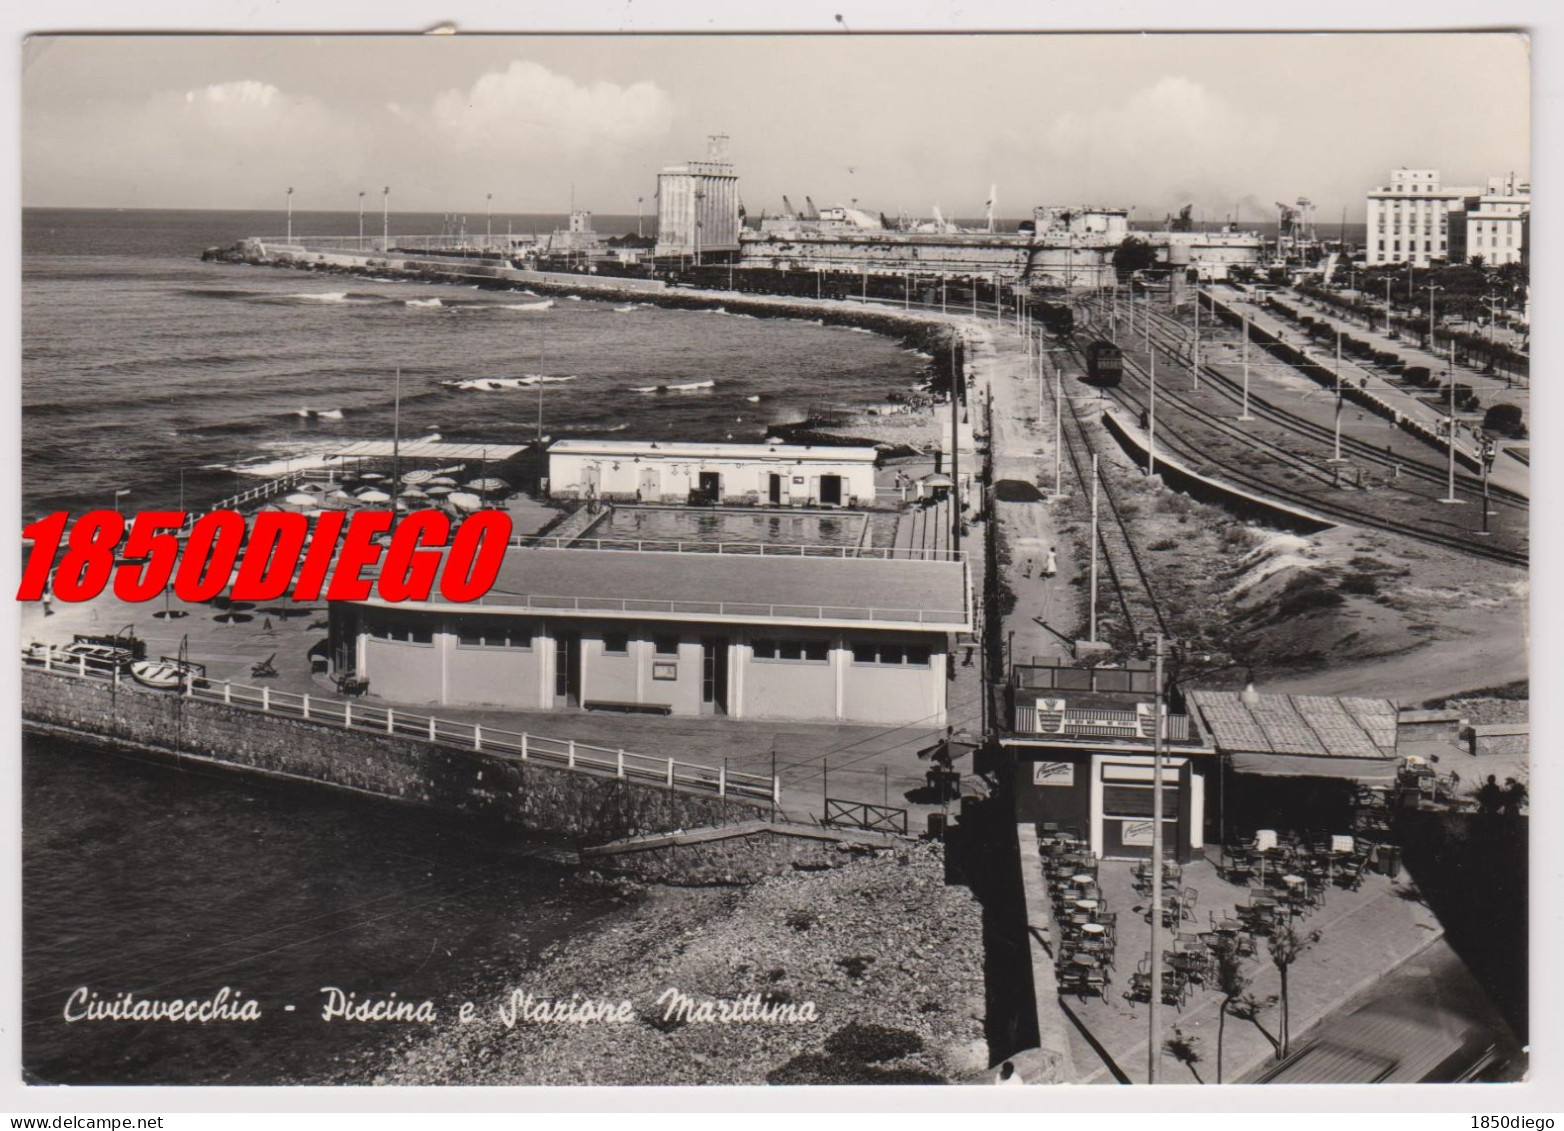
(555, 422, 629, 433)
(405, 298, 444, 308)
(295, 407, 345, 420)
(565, 295, 582, 301)
(441, 375, 575, 392)
(612, 305, 636, 313)
(631, 380, 715, 394)
(503, 300, 554, 311)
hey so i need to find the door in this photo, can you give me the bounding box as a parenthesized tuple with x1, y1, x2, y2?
(698, 471, 721, 504)
(638, 466, 659, 502)
(701, 636, 729, 715)
(768, 472, 783, 505)
(820, 474, 843, 507)
(554, 631, 581, 705)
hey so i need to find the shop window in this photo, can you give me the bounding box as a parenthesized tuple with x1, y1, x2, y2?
(602, 631, 630, 655)
(654, 634, 680, 657)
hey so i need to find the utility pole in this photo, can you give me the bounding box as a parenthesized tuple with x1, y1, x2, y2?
(358, 191, 365, 249)
(1239, 312, 1253, 421)
(1442, 360, 1459, 505)
(637, 195, 644, 239)
(382, 186, 390, 252)
(1088, 454, 1100, 642)
(1192, 289, 1201, 390)
(286, 186, 294, 245)
(1331, 330, 1345, 463)
(1147, 631, 1167, 1084)
(950, 345, 962, 553)
(1148, 348, 1157, 479)
(390, 367, 402, 528)
(1053, 365, 1064, 497)
(486, 193, 493, 246)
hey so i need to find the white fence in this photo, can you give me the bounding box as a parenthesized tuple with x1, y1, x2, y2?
(24, 656, 779, 805)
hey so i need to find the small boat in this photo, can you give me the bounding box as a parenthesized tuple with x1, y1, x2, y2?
(130, 657, 207, 691)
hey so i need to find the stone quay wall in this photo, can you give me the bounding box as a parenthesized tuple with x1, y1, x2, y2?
(22, 668, 765, 842)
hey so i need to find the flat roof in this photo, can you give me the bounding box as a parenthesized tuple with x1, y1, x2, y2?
(329, 439, 528, 461)
(354, 547, 970, 631)
(1188, 690, 1397, 760)
(548, 439, 877, 462)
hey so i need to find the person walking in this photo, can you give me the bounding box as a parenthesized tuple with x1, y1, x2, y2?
(41, 586, 53, 617)
(1042, 547, 1058, 578)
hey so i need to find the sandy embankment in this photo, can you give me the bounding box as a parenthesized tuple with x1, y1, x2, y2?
(378, 845, 988, 1086)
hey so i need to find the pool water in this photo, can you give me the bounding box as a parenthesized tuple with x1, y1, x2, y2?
(590, 506, 867, 549)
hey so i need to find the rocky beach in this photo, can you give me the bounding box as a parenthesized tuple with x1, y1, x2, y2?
(377, 844, 988, 1086)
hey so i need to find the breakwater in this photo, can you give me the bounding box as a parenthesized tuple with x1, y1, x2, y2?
(22, 667, 766, 842)
(202, 241, 961, 378)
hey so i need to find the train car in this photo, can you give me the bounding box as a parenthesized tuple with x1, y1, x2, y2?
(1083, 340, 1123, 387)
(1028, 299, 1075, 337)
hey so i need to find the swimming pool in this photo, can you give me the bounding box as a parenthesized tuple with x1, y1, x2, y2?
(582, 505, 868, 551)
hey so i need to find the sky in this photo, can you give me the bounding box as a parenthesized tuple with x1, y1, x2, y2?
(21, 32, 1531, 220)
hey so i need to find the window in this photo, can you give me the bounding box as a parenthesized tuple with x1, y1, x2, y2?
(456, 618, 532, 650)
(752, 638, 829, 662)
(602, 632, 630, 655)
(367, 618, 432, 645)
(850, 641, 932, 666)
(654, 634, 680, 657)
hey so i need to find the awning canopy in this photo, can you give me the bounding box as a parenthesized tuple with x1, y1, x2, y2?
(329, 439, 528, 461)
(1226, 751, 1398, 784)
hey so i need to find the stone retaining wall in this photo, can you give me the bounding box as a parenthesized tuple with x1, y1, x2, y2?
(22, 668, 764, 842)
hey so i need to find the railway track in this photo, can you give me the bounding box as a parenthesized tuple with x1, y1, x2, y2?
(1062, 315, 1527, 569)
(1050, 361, 1171, 645)
(1120, 295, 1529, 509)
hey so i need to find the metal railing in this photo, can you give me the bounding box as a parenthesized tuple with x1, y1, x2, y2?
(823, 797, 909, 835)
(509, 533, 964, 561)
(179, 469, 333, 532)
(23, 657, 779, 804)
(471, 589, 969, 625)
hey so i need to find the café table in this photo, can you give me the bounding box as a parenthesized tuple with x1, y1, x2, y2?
(1071, 952, 1099, 969)
(1081, 921, 1106, 936)
(1074, 898, 1099, 912)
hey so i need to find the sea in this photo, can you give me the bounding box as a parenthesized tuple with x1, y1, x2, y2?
(21, 208, 932, 522)
(19, 207, 930, 1085)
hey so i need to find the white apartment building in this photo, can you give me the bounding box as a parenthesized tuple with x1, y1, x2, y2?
(1456, 174, 1530, 267)
(1365, 168, 1477, 268)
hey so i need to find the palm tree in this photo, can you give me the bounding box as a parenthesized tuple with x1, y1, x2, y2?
(1267, 924, 1321, 1059)
(1209, 934, 1251, 1083)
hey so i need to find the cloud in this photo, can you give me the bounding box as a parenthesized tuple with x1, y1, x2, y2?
(427, 61, 674, 157)
(24, 59, 677, 208)
(1022, 77, 1283, 215)
(25, 78, 361, 206)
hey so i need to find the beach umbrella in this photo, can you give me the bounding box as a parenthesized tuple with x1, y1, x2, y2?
(284, 492, 316, 507)
(399, 487, 429, 500)
(327, 489, 355, 503)
(401, 469, 433, 485)
(424, 485, 453, 497)
(359, 472, 387, 482)
(448, 491, 484, 512)
(427, 476, 459, 487)
(357, 489, 391, 504)
(466, 477, 509, 493)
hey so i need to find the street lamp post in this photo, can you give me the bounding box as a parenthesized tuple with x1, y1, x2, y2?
(382, 186, 390, 252)
(486, 193, 493, 247)
(1478, 438, 1496, 536)
(286, 187, 294, 246)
